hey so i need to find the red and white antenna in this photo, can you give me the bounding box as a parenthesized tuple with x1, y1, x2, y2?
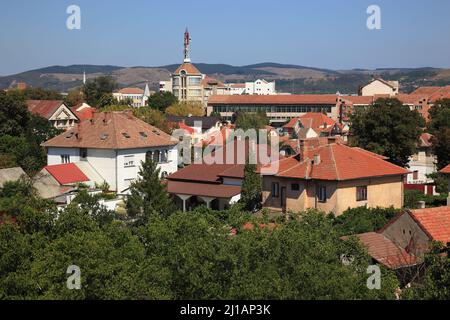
(184, 28, 191, 63)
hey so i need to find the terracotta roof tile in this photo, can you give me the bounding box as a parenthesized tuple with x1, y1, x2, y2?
(440, 164, 450, 174)
(42, 111, 177, 149)
(174, 62, 202, 75)
(346, 232, 418, 269)
(26, 100, 67, 119)
(410, 207, 450, 244)
(44, 163, 89, 185)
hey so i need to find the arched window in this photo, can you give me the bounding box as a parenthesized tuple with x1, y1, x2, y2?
(153, 150, 161, 163)
(161, 171, 168, 179)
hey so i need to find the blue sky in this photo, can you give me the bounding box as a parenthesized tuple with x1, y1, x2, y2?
(1, 0, 450, 75)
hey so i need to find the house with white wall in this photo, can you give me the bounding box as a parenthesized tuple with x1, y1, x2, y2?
(42, 111, 178, 194)
(359, 78, 399, 96)
(245, 79, 276, 95)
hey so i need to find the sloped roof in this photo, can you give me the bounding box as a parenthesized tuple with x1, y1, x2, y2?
(300, 112, 335, 129)
(440, 164, 450, 174)
(116, 87, 144, 95)
(166, 180, 240, 198)
(166, 116, 221, 129)
(42, 111, 177, 150)
(208, 94, 338, 105)
(26, 100, 67, 119)
(0, 167, 27, 188)
(174, 62, 202, 75)
(269, 143, 409, 180)
(345, 232, 418, 269)
(419, 133, 433, 148)
(410, 207, 450, 244)
(44, 163, 89, 185)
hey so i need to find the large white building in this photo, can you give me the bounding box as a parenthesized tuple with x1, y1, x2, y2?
(42, 111, 178, 194)
(244, 79, 276, 95)
(359, 78, 399, 96)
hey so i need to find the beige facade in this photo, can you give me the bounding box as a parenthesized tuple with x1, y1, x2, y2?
(262, 175, 404, 216)
(360, 79, 399, 96)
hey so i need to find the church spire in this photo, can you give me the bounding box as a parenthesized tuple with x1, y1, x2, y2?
(83, 70, 86, 85)
(183, 28, 191, 63)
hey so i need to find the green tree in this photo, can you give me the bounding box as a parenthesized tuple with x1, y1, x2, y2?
(431, 127, 450, 170)
(427, 99, 450, 134)
(350, 98, 425, 167)
(234, 110, 269, 130)
(148, 92, 177, 111)
(126, 159, 176, 224)
(240, 163, 262, 212)
(64, 88, 85, 107)
(0, 91, 30, 136)
(165, 101, 204, 116)
(83, 76, 117, 107)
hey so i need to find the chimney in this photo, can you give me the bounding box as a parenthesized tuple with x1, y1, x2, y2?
(314, 154, 321, 166)
(417, 201, 426, 209)
(327, 136, 337, 144)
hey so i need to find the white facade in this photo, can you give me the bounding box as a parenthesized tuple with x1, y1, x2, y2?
(245, 79, 276, 95)
(406, 150, 437, 185)
(47, 145, 178, 194)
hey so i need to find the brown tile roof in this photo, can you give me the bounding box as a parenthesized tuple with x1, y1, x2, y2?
(300, 112, 335, 129)
(174, 62, 202, 75)
(208, 94, 338, 105)
(202, 75, 225, 87)
(168, 164, 242, 183)
(410, 207, 450, 244)
(166, 180, 240, 198)
(268, 143, 409, 180)
(42, 111, 177, 150)
(345, 232, 418, 269)
(440, 164, 450, 174)
(26, 100, 67, 119)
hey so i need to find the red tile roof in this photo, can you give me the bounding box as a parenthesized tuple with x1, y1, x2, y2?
(72, 106, 96, 122)
(42, 111, 177, 150)
(116, 87, 144, 95)
(410, 207, 450, 244)
(44, 163, 89, 185)
(299, 112, 335, 129)
(440, 164, 450, 174)
(208, 94, 338, 105)
(268, 143, 409, 180)
(419, 133, 433, 148)
(26, 100, 68, 119)
(168, 164, 243, 183)
(174, 62, 202, 75)
(346, 232, 418, 269)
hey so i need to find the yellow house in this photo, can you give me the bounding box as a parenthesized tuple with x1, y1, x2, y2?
(261, 139, 410, 216)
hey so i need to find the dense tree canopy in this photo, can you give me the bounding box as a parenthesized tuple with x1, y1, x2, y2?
(234, 110, 269, 131)
(350, 98, 425, 167)
(83, 76, 118, 107)
(148, 92, 178, 111)
(165, 101, 204, 117)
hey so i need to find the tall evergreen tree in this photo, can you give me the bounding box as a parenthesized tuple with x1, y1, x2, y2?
(240, 162, 262, 212)
(126, 159, 175, 224)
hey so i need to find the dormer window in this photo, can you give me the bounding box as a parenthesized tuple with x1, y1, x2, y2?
(122, 132, 131, 138)
(100, 133, 109, 140)
(139, 132, 148, 138)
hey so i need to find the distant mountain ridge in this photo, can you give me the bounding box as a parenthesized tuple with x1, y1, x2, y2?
(1, 63, 450, 94)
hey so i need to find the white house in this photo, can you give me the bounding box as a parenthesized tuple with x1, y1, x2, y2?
(42, 111, 178, 194)
(406, 133, 437, 186)
(27, 100, 79, 130)
(359, 78, 399, 96)
(245, 79, 276, 95)
(113, 84, 152, 108)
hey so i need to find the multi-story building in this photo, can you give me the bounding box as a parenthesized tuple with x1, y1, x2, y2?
(245, 79, 276, 95)
(113, 84, 152, 108)
(359, 78, 399, 96)
(42, 111, 178, 194)
(207, 94, 340, 123)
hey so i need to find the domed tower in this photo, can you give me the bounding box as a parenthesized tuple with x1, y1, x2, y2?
(171, 28, 204, 104)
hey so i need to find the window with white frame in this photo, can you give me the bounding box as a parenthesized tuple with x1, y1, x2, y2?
(124, 155, 135, 168)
